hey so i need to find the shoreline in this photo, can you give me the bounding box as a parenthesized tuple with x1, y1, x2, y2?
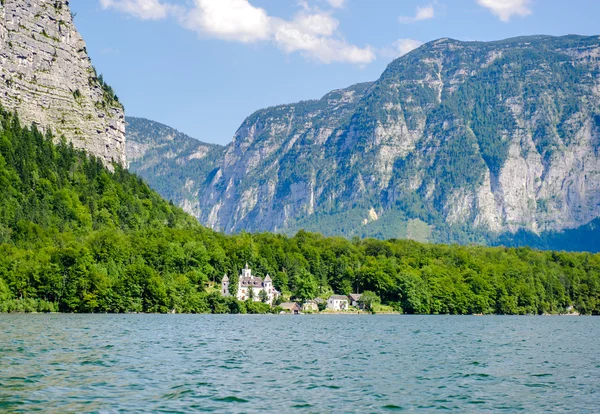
(0, 312, 590, 316)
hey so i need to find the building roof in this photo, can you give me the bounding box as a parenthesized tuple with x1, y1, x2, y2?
(280, 302, 301, 310)
(329, 295, 349, 301)
(348, 294, 362, 301)
(264, 274, 272, 282)
(240, 276, 264, 287)
(222, 274, 229, 282)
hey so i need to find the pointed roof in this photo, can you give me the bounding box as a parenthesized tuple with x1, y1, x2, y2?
(222, 274, 229, 282)
(264, 274, 272, 282)
(245, 262, 250, 270)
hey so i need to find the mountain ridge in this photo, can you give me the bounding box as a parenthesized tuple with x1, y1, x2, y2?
(127, 34, 600, 250)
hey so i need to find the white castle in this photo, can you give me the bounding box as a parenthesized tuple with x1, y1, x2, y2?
(221, 264, 280, 305)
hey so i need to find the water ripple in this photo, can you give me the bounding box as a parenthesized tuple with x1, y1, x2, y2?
(0, 315, 599, 412)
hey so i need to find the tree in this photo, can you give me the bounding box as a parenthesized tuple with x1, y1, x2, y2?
(247, 285, 255, 302)
(294, 271, 318, 302)
(359, 291, 381, 312)
(259, 289, 269, 303)
(0, 277, 11, 302)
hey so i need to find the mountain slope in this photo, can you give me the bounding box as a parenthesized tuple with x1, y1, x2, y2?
(0, 0, 125, 165)
(128, 35, 600, 249)
(2, 96, 600, 316)
(126, 117, 224, 217)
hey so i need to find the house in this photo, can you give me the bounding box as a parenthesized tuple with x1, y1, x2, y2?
(221, 264, 280, 305)
(280, 302, 302, 314)
(327, 295, 349, 311)
(303, 300, 319, 312)
(348, 293, 362, 308)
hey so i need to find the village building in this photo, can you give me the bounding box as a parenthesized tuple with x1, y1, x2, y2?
(348, 293, 363, 308)
(327, 295, 349, 311)
(302, 300, 319, 312)
(280, 302, 302, 314)
(221, 264, 280, 305)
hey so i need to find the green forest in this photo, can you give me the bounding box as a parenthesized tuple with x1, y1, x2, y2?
(0, 109, 599, 315)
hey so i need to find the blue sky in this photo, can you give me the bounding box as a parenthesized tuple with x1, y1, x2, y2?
(71, 0, 600, 146)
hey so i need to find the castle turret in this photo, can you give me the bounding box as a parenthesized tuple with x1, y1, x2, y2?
(242, 263, 252, 279)
(221, 274, 229, 296)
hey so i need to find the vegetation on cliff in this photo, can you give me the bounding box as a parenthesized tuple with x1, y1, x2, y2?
(0, 110, 599, 314)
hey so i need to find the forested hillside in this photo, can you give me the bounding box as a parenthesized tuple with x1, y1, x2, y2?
(0, 109, 599, 314)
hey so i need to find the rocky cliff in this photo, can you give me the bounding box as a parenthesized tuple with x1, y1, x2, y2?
(128, 35, 600, 248)
(126, 117, 223, 216)
(0, 0, 125, 165)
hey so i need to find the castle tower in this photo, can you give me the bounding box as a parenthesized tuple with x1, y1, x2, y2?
(221, 274, 229, 296)
(242, 263, 252, 279)
(264, 274, 274, 303)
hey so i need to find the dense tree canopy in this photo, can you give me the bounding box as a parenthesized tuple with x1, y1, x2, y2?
(0, 109, 599, 314)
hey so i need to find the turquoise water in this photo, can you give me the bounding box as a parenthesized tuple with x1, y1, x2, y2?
(0, 315, 598, 412)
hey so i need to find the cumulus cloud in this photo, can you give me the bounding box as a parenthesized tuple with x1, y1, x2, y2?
(477, 0, 532, 22)
(273, 17, 374, 64)
(99, 0, 170, 20)
(182, 0, 271, 43)
(399, 5, 435, 23)
(393, 38, 424, 56)
(380, 38, 424, 59)
(98, 0, 374, 64)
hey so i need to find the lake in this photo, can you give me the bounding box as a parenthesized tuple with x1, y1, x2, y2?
(0, 315, 598, 412)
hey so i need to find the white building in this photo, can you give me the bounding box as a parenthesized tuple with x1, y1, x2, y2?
(327, 295, 349, 311)
(221, 264, 280, 305)
(349, 293, 362, 308)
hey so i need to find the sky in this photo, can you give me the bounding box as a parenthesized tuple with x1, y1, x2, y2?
(71, 0, 600, 146)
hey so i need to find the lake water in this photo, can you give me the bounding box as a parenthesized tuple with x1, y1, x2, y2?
(0, 315, 599, 413)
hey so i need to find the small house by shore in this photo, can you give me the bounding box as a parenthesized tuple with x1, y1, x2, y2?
(280, 302, 302, 314)
(327, 295, 349, 311)
(348, 293, 362, 308)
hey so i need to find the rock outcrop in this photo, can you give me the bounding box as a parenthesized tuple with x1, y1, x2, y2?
(128, 35, 600, 247)
(0, 0, 125, 165)
(126, 117, 223, 216)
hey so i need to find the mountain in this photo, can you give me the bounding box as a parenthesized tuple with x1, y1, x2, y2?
(126, 117, 224, 217)
(2, 108, 600, 316)
(0, 26, 597, 315)
(0, 0, 125, 165)
(127, 35, 600, 250)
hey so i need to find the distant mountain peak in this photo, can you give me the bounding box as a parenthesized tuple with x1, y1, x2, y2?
(128, 34, 600, 250)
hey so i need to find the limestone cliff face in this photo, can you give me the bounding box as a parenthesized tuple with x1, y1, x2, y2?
(126, 117, 224, 217)
(0, 0, 125, 165)
(128, 35, 600, 245)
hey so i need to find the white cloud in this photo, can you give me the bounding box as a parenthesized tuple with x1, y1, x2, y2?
(380, 38, 423, 59)
(394, 38, 424, 56)
(476, 0, 532, 22)
(182, 0, 270, 43)
(273, 16, 374, 64)
(325, 0, 346, 8)
(98, 0, 374, 65)
(399, 5, 435, 23)
(99, 0, 170, 20)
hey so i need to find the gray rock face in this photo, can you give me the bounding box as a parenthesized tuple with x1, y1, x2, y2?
(0, 0, 125, 165)
(126, 117, 224, 217)
(128, 35, 600, 245)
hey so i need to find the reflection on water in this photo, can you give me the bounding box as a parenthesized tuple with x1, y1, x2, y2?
(0, 315, 599, 412)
